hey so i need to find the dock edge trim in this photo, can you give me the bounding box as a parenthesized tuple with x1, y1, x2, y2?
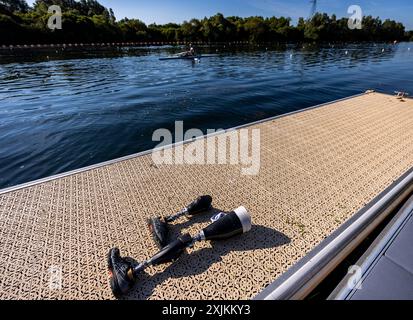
(328, 194, 413, 300)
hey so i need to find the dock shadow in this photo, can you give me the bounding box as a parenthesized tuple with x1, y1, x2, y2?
(122, 222, 291, 300)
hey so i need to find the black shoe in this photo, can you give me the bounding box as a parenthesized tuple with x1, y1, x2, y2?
(147, 217, 169, 248)
(107, 248, 135, 297)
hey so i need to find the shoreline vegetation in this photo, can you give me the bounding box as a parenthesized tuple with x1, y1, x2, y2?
(1, 0, 412, 46)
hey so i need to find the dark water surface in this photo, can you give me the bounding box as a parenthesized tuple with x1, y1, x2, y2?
(1, 43, 413, 189)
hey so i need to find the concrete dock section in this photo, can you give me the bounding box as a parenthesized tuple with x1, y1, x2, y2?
(1, 91, 413, 299)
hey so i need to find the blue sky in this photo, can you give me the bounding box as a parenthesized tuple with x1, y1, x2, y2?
(27, 0, 413, 29)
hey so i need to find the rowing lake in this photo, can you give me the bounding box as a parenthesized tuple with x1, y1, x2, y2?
(1, 43, 413, 189)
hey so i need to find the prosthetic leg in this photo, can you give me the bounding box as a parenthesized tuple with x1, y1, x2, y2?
(108, 206, 251, 297)
(147, 195, 213, 248)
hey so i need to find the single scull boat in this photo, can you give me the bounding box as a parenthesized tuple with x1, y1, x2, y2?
(159, 54, 218, 61)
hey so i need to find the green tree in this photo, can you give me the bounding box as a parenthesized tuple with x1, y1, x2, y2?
(180, 19, 201, 41)
(304, 13, 330, 41)
(244, 16, 268, 42)
(118, 18, 147, 41)
(0, 0, 29, 13)
(381, 19, 405, 40)
(0, 6, 409, 45)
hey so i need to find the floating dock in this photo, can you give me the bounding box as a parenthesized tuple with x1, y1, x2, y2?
(1, 91, 413, 300)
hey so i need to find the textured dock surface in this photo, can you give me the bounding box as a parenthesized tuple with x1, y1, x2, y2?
(1, 92, 413, 300)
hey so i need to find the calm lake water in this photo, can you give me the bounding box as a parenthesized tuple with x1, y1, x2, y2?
(1, 43, 413, 189)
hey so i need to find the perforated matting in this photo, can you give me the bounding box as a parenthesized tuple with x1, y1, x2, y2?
(1, 92, 413, 300)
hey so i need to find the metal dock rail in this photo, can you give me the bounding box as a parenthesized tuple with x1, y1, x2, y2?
(1, 91, 413, 300)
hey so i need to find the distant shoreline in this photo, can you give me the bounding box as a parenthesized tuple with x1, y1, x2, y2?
(0, 40, 409, 52)
(1, 2, 411, 46)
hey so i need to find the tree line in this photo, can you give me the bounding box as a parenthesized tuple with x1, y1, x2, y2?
(1, 0, 411, 45)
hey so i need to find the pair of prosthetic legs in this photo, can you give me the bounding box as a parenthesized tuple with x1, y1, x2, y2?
(107, 199, 251, 297)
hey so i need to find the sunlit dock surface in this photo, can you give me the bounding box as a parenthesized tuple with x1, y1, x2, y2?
(1, 91, 413, 300)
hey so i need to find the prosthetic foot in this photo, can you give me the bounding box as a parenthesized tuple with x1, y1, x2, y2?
(107, 248, 136, 297)
(109, 206, 251, 297)
(147, 195, 213, 248)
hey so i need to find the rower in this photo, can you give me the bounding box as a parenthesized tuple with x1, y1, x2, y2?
(182, 44, 195, 57)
